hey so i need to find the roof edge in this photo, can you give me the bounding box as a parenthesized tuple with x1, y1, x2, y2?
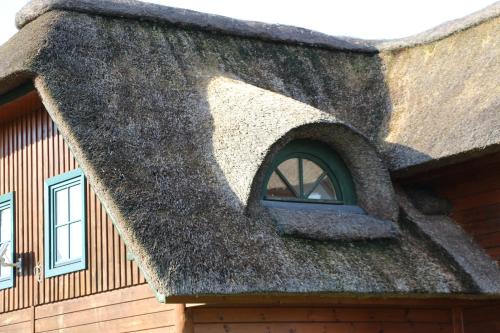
(164, 291, 500, 304)
(390, 144, 500, 179)
(0, 81, 35, 106)
(375, 1, 500, 51)
(15, 0, 500, 53)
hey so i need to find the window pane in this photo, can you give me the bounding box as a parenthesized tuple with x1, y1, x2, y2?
(69, 184, 82, 222)
(69, 222, 82, 259)
(0, 242, 11, 278)
(0, 265, 9, 278)
(277, 158, 300, 194)
(308, 176, 337, 200)
(266, 171, 295, 199)
(302, 159, 325, 196)
(0, 208, 11, 242)
(56, 225, 69, 262)
(56, 188, 69, 225)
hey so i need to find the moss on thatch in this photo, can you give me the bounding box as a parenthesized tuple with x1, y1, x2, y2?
(0, 0, 498, 300)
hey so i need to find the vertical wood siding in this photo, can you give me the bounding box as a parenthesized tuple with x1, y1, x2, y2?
(0, 103, 145, 313)
(399, 152, 500, 264)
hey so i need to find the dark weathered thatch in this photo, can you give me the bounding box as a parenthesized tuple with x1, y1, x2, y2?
(0, 0, 499, 300)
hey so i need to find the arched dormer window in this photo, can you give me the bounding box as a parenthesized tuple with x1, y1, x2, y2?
(263, 140, 356, 205)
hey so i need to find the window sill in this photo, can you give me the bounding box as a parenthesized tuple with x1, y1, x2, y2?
(45, 259, 86, 278)
(0, 276, 13, 290)
(263, 201, 400, 241)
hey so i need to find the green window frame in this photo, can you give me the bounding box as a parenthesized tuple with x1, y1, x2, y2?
(0, 192, 14, 290)
(44, 169, 87, 278)
(263, 140, 356, 205)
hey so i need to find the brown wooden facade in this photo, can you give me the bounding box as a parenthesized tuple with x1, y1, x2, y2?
(0, 92, 146, 314)
(0, 90, 499, 332)
(400, 152, 500, 265)
(0, 284, 178, 332)
(2, 288, 500, 333)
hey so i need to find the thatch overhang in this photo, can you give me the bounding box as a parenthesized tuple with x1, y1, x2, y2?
(0, 0, 498, 301)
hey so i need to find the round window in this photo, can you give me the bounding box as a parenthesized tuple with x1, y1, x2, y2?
(263, 140, 356, 205)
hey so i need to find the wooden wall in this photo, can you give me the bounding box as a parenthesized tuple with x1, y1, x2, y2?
(188, 305, 456, 333)
(0, 307, 33, 332)
(3, 299, 500, 333)
(0, 97, 145, 313)
(463, 305, 500, 333)
(0, 284, 177, 333)
(399, 152, 500, 264)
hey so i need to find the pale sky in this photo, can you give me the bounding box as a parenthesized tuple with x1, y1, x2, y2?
(0, 0, 497, 45)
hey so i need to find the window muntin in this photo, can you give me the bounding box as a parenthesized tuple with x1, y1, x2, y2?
(263, 141, 356, 205)
(267, 157, 338, 201)
(54, 183, 83, 264)
(45, 169, 86, 277)
(0, 192, 14, 289)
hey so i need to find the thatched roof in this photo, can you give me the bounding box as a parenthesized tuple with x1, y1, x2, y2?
(0, 0, 499, 300)
(380, 10, 500, 173)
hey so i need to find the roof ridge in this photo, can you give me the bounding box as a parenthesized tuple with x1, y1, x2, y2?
(13, 0, 500, 52)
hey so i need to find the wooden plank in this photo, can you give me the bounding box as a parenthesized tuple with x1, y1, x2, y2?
(35, 297, 173, 332)
(194, 322, 351, 333)
(407, 308, 452, 323)
(126, 252, 133, 286)
(42, 110, 49, 305)
(90, 188, 97, 295)
(192, 307, 337, 323)
(113, 219, 120, 288)
(193, 307, 451, 324)
(475, 231, 500, 248)
(176, 304, 194, 333)
(21, 114, 29, 309)
(35, 107, 42, 306)
(6, 123, 12, 311)
(193, 322, 452, 333)
(47, 112, 54, 304)
(132, 327, 176, 333)
(398, 152, 500, 186)
(451, 308, 464, 333)
(107, 208, 114, 291)
(101, 203, 107, 292)
(0, 321, 32, 333)
(120, 234, 126, 288)
(381, 323, 452, 333)
(488, 247, 500, 260)
(437, 173, 500, 200)
(0, 307, 33, 326)
(464, 321, 500, 333)
(39, 310, 175, 333)
(459, 219, 500, 237)
(35, 284, 155, 319)
(28, 112, 34, 306)
(13, 119, 19, 310)
(463, 305, 500, 323)
(452, 189, 500, 212)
